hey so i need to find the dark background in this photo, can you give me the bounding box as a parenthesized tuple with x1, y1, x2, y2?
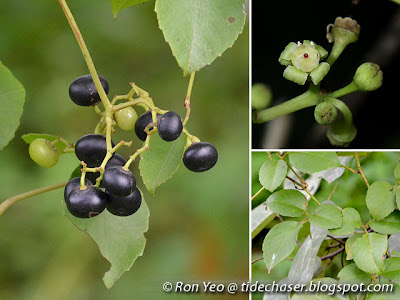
(252, 0, 400, 149)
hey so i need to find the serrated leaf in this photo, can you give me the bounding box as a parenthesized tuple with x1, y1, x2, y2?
(139, 134, 186, 194)
(111, 0, 151, 18)
(309, 204, 342, 229)
(65, 190, 149, 288)
(155, 0, 246, 74)
(0, 60, 25, 150)
(251, 201, 276, 239)
(22, 133, 72, 154)
(259, 159, 287, 192)
(288, 152, 340, 174)
(366, 181, 396, 221)
(352, 233, 387, 275)
(383, 257, 400, 280)
(337, 263, 371, 285)
(262, 221, 303, 273)
(330, 207, 361, 235)
(370, 211, 400, 234)
(345, 233, 363, 260)
(266, 189, 307, 217)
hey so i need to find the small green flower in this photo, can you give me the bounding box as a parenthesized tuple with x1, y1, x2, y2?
(279, 40, 330, 85)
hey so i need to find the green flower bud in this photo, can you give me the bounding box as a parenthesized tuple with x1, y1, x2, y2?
(353, 62, 383, 92)
(252, 83, 272, 110)
(314, 102, 338, 125)
(326, 119, 357, 147)
(326, 17, 360, 45)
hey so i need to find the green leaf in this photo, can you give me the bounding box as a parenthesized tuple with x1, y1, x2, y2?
(21, 133, 72, 154)
(383, 257, 400, 280)
(389, 233, 400, 257)
(370, 211, 400, 234)
(65, 190, 149, 288)
(251, 201, 276, 239)
(309, 204, 342, 229)
(292, 278, 350, 300)
(262, 221, 303, 273)
(391, 0, 400, 5)
(394, 163, 400, 180)
(396, 188, 400, 209)
(0, 60, 25, 150)
(337, 263, 371, 285)
(366, 181, 396, 221)
(266, 189, 307, 217)
(259, 159, 287, 192)
(345, 233, 363, 260)
(330, 207, 361, 235)
(111, 0, 151, 18)
(155, 0, 246, 74)
(288, 152, 340, 173)
(352, 233, 387, 275)
(139, 134, 186, 194)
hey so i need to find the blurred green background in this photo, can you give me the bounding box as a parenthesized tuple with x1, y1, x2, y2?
(252, 151, 400, 300)
(0, 1, 249, 299)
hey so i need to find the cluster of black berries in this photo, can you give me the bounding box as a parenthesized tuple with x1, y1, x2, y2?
(64, 134, 141, 218)
(64, 75, 218, 218)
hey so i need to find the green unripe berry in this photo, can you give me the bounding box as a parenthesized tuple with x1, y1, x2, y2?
(353, 63, 383, 92)
(252, 83, 272, 110)
(115, 107, 138, 131)
(326, 120, 357, 147)
(29, 138, 59, 168)
(314, 102, 338, 125)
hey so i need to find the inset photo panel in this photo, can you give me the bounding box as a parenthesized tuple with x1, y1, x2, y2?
(251, 151, 400, 299)
(252, 0, 400, 149)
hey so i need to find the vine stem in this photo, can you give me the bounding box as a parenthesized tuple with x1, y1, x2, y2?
(58, 0, 114, 151)
(183, 72, 196, 126)
(355, 152, 369, 188)
(253, 90, 319, 123)
(251, 186, 265, 201)
(0, 182, 68, 216)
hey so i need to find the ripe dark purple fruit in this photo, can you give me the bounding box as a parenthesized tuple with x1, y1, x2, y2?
(103, 166, 136, 197)
(106, 188, 142, 217)
(135, 111, 160, 141)
(65, 185, 108, 218)
(157, 111, 183, 142)
(64, 177, 93, 202)
(183, 142, 218, 172)
(75, 134, 115, 167)
(85, 153, 127, 185)
(69, 74, 109, 106)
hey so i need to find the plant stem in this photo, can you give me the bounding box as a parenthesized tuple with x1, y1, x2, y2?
(321, 247, 345, 261)
(183, 72, 196, 126)
(326, 40, 347, 66)
(253, 90, 319, 123)
(324, 97, 353, 125)
(251, 186, 265, 201)
(0, 182, 68, 216)
(330, 81, 359, 99)
(355, 152, 369, 188)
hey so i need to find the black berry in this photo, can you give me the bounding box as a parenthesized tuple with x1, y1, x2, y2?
(106, 188, 142, 217)
(157, 111, 183, 142)
(135, 111, 160, 141)
(75, 134, 115, 167)
(69, 74, 109, 106)
(64, 177, 93, 202)
(103, 166, 136, 197)
(65, 185, 108, 218)
(85, 153, 127, 185)
(183, 142, 218, 172)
